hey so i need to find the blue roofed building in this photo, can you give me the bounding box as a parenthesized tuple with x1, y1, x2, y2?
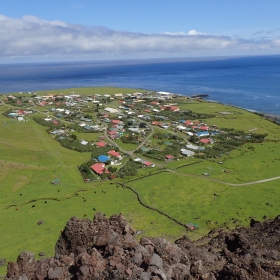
(196, 131, 209, 137)
(98, 155, 110, 163)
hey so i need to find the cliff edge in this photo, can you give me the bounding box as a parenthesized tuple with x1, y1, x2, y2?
(5, 213, 280, 279)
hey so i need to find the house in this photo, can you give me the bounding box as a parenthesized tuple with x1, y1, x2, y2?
(108, 131, 119, 138)
(96, 141, 107, 147)
(90, 163, 108, 175)
(80, 140, 88, 145)
(151, 101, 160, 105)
(108, 150, 121, 158)
(200, 126, 209, 131)
(104, 107, 119, 114)
(165, 154, 174, 160)
(177, 125, 186, 130)
(199, 138, 212, 144)
(111, 119, 123, 125)
(143, 161, 154, 167)
(98, 155, 110, 163)
(196, 131, 209, 137)
(180, 149, 195, 157)
(164, 106, 180, 112)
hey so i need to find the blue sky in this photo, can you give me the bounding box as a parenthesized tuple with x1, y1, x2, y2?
(1, 0, 280, 62)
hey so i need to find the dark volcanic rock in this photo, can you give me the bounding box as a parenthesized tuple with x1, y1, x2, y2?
(5, 213, 280, 279)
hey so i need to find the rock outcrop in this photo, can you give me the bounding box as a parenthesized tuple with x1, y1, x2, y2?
(5, 213, 280, 279)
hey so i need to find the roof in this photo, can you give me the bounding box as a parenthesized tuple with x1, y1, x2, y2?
(96, 141, 106, 147)
(104, 107, 119, 114)
(98, 155, 110, 162)
(165, 154, 174, 159)
(200, 126, 209, 131)
(200, 138, 211, 144)
(108, 150, 121, 157)
(90, 163, 105, 175)
(196, 131, 209, 137)
(108, 131, 119, 135)
(143, 161, 153, 166)
(180, 149, 195, 157)
(112, 119, 122, 124)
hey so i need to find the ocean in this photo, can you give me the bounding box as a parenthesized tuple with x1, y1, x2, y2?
(0, 55, 280, 115)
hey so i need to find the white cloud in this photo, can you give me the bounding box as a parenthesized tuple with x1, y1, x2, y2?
(0, 15, 280, 61)
(187, 30, 205, 36)
(163, 31, 186, 36)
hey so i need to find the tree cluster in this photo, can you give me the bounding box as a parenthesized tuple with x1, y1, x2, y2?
(117, 159, 142, 178)
(33, 117, 64, 129)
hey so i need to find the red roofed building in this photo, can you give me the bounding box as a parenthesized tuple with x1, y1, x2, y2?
(90, 163, 111, 175)
(151, 101, 159, 105)
(144, 109, 151, 113)
(165, 154, 174, 160)
(108, 131, 119, 136)
(143, 161, 153, 167)
(184, 121, 192, 126)
(108, 150, 121, 158)
(164, 106, 180, 112)
(112, 119, 122, 124)
(17, 110, 26, 115)
(90, 163, 106, 175)
(200, 138, 211, 144)
(200, 126, 209, 131)
(96, 141, 107, 147)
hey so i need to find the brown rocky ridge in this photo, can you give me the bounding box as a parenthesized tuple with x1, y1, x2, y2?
(4, 213, 280, 279)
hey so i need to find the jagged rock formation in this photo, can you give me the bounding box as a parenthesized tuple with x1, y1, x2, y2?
(5, 213, 280, 279)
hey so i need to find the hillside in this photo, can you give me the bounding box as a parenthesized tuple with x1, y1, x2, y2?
(5, 213, 280, 279)
(1, 87, 280, 276)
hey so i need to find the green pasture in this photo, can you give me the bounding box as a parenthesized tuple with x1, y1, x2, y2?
(1, 88, 280, 276)
(182, 101, 280, 140)
(129, 171, 280, 238)
(179, 142, 280, 183)
(113, 139, 139, 151)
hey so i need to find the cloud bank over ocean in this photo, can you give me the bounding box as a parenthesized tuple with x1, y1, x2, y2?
(0, 15, 280, 61)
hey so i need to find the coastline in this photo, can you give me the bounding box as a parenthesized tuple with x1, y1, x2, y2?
(0, 56, 280, 115)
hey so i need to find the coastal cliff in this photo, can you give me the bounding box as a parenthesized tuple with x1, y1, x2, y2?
(5, 213, 280, 279)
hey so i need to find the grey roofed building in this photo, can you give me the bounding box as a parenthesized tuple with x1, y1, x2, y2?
(180, 148, 195, 157)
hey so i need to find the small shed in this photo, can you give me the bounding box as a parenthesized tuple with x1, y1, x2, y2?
(186, 223, 199, 231)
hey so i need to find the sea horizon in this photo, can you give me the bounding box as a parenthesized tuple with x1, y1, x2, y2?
(1, 55, 280, 115)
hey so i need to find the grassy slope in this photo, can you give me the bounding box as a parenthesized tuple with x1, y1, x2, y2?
(1, 87, 280, 275)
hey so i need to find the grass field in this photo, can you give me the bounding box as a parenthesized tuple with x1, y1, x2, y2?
(1, 87, 280, 276)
